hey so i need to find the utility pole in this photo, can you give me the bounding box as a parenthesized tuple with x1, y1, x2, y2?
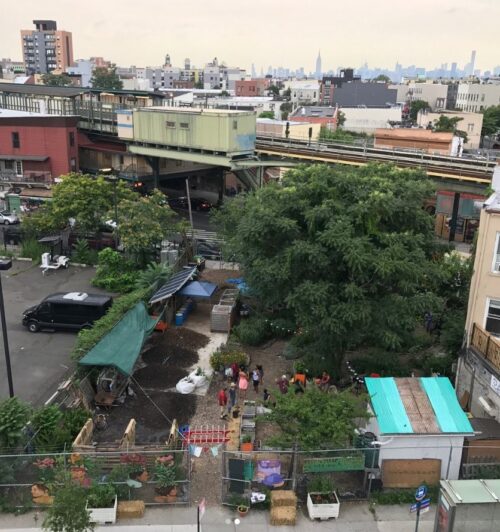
(0, 259, 14, 397)
(185, 177, 194, 230)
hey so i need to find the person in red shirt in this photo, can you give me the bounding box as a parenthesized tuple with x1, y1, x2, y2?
(319, 371, 331, 392)
(218, 387, 228, 419)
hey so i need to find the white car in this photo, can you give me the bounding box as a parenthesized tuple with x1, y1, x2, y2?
(0, 211, 19, 225)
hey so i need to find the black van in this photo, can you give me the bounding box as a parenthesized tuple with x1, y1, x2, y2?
(22, 292, 113, 333)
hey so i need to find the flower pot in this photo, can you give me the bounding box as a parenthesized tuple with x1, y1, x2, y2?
(240, 442, 253, 452)
(307, 491, 340, 520)
(131, 470, 149, 482)
(237, 505, 249, 517)
(87, 495, 118, 525)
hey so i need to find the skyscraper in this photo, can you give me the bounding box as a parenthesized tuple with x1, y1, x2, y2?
(20, 20, 73, 75)
(315, 50, 322, 80)
(469, 50, 476, 76)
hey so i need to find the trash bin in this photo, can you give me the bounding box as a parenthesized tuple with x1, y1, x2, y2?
(175, 312, 184, 326)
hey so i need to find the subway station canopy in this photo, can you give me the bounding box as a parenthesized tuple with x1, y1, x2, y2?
(79, 302, 158, 376)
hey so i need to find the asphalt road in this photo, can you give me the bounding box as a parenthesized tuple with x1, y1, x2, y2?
(0, 261, 109, 405)
(174, 209, 215, 231)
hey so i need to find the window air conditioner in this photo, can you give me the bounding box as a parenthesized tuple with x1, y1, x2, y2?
(478, 396, 497, 416)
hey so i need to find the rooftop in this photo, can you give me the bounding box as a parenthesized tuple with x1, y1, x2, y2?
(440, 479, 500, 504)
(140, 106, 255, 116)
(375, 128, 454, 141)
(365, 377, 474, 435)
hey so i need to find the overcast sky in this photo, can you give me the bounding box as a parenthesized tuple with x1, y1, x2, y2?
(2, 0, 499, 73)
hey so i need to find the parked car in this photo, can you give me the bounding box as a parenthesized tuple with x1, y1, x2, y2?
(0, 211, 19, 225)
(22, 292, 113, 333)
(168, 197, 212, 211)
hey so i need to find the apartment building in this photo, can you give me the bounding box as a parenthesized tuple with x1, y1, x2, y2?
(417, 109, 484, 150)
(456, 81, 500, 112)
(21, 20, 73, 75)
(392, 81, 448, 110)
(457, 178, 500, 422)
(235, 79, 269, 97)
(341, 107, 402, 134)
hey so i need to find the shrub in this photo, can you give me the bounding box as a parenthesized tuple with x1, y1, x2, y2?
(308, 476, 334, 493)
(31, 405, 63, 451)
(86, 483, 116, 508)
(233, 316, 270, 346)
(72, 239, 98, 265)
(0, 397, 31, 449)
(71, 288, 149, 360)
(92, 248, 138, 293)
(267, 317, 296, 338)
(135, 262, 172, 291)
(21, 238, 45, 263)
(209, 349, 248, 371)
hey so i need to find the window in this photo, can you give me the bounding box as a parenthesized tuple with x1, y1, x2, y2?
(233, 120, 238, 130)
(69, 131, 75, 147)
(15, 161, 23, 176)
(166, 121, 176, 128)
(70, 158, 76, 171)
(3, 161, 14, 171)
(12, 132, 20, 148)
(493, 233, 500, 272)
(179, 122, 189, 129)
(467, 123, 474, 132)
(486, 299, 500, 335)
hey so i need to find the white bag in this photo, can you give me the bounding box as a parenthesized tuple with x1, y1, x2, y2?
(176, 377, 196, 394)
(189, 370, 208, 388)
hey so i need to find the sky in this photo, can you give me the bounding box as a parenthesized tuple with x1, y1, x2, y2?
(1, 0, 499, 73)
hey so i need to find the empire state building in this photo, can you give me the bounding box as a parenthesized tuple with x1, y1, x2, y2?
(315, 51, 322, 79)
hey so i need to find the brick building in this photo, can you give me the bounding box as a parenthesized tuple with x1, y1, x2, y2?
(235, 79, 269, 97)
(0, 111, 79, 183)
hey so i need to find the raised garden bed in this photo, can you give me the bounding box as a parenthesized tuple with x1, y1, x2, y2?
(307, 491, 340, 520)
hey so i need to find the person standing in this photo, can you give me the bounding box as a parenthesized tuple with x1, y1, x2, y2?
(228, 382, 237, 413)
(231, 362, 239, 384)
(276, 375, 289, 395)
(218, 387, 228, 419)
(251, 366, 261, 394)
(257, 364, 264, 384)
(238, 369, 249, 401)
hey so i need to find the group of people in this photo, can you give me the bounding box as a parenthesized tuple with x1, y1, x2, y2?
(275, 371, 332, 395)
(218, 363, 264, 419)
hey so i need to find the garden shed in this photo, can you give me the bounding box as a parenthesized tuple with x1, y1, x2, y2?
(364, 377, 474, 486)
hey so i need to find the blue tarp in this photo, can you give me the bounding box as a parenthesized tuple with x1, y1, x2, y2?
(178, 281, 217, 298)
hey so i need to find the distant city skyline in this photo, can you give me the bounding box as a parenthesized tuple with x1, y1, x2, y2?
(2, 0, 499, 73)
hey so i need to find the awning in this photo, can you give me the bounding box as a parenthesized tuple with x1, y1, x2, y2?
(19, 188, 53, 199)
(178, 280, 217, 298)
(78, 302, 159, 376)
(149, 266, 197, 305)
(0, 154, 49, 161)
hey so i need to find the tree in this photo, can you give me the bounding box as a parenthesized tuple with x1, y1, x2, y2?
(114, 189, 178, 265)
(22, 173, 135, 235)
(90, 66, 123, 90)
(264, 387, 367, 450)
(214, 164, 444, 369)
(433, 115, 468, 142)
(280, 101, 293, 120)
(373, 74, 391, 83)
(409, 99, 430, 121)
(259, 111, 275, 119)
(337, 110, 346, 128)
(194, 80, 203, 89)
(43, 475, 94, 532)
(41, 73, 73, 87)
(221, 90, 230, 97)
(482, 105, 500, 137)
(268, 85, 280, 97)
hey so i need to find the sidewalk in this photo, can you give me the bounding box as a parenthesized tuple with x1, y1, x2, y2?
(0, 502, 436, 531)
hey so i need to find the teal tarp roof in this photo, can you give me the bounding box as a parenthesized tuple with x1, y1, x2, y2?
(78, 302, 158, 376)
(421, 377, 473, 434)
(178, 281, 217, 298)
(365, 377, 473, 435)
(365, 377, 413, 434)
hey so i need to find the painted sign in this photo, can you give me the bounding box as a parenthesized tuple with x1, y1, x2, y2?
(415, 485, 428, 502)
(303, 454, 365, 473)
(490, 374, 500, 396)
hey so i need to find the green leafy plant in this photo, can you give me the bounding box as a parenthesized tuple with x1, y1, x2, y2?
(92, 248, 138, 293)
(241, 434, 252, 444)
(31, 405, 63, 451)
(209, 349, 247, 371)
(107, 464, 131, 500)
(86, 483, 116, 508)
(20, 238, 45, 263)
(0, 397, 31, 449)
(233, 316, 271, 346)
(42, 476, 95, 532)
(62, 408, 91, 441)
(153, 463, 176, 490)
(135, 262, 172, 291)
(308, 476, 334, 493)
(72, 239, 98, 265)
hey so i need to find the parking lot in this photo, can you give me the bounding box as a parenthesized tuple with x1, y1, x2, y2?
(0, 261, 109, 404)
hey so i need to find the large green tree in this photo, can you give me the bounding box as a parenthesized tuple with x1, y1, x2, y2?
(41, 73, 73, 87)
(23, 173, 135, 235)
(90, 66, 123, 90)
(482, 105, 500, 137)
(409, 99, 430, 121)
(433, 115, 468, 142)
(215, 164, 444, 368)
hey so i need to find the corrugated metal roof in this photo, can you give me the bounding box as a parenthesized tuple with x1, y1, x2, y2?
(149, 266, 197, 305)
(420, 377, 474, 434)
(365, 377, 413, 434)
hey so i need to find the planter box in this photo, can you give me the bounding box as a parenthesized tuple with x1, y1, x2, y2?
(307, 492, 340, 520)
(87, 495, 118, 525)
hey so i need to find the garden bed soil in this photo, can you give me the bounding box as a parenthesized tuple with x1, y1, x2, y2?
(143, 328, 209, 363)
(199, 268, 241, 287)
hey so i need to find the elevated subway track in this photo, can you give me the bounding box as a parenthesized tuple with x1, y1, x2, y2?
(255, 136, 494, 185)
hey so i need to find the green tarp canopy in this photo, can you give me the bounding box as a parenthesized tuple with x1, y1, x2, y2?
(79, 302, 159, 376)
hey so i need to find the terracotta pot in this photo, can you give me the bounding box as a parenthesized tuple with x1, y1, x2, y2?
(237, 505, 249, 517)
(131, 470, 149, 482)
(240, 442, 253, 452)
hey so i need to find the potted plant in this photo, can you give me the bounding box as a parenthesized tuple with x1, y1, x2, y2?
(306, 476, 340, 520)
(240, 434, 253, 452)
(120, 453, 148, 482)
(86, 483, 118, 524)
(153, 462, 177, 503)
(237, 504, 249, 517)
